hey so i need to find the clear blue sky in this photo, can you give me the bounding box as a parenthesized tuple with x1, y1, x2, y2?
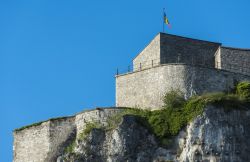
(1, 0, 250, 161)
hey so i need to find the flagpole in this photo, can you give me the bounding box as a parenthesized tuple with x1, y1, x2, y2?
(163, 8, 165, 33)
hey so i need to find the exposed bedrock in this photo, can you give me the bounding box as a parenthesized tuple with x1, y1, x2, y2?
(57, 106, 250, 162)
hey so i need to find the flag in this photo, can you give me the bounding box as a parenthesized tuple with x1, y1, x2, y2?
(164, 12, 171, 28)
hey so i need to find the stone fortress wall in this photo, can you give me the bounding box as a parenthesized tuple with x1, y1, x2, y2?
(159, 33, 220, 68)
(13, 108, 123, 162)
(216, 47, 250, 76)
(13, 121, 51, 162)
(116, 64, 250, 109)
(116, 33, 250, 109)
(133, 34, 161, 70)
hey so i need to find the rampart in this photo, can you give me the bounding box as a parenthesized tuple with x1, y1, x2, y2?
(116, 64, 250, 110)
(13, 108, 124, 162)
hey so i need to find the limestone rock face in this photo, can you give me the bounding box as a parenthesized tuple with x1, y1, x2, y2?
(178, 106, 250, 162)
(60, 115, 160, 162)
(59, 107, 250, 162)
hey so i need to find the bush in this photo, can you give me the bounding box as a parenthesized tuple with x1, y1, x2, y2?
(106, 108, 151, 130)
(236, 82, 250, 99)
(78, 122, 101, 140)
(107, 91, 250, 147)
(163, 90, 185, 109)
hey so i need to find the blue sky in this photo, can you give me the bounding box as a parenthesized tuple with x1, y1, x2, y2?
(1, 0, 250, 161)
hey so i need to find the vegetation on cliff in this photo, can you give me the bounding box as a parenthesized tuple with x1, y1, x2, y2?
(78, 122, 101, 140)
(76, 82, 250, 148)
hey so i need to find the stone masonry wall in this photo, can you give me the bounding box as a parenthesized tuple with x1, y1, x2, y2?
(13, 108, 123, 162)
(13, 122, 51, 162)
(75, 108, 123, 138)
(160, 33, 221, 68)
(46, 117, 75, 162)
(216, 47, 250, 76)
(133, 34, 160, 71)
(116, 64, 250, 110)
(116, 64, 187, 110)
(132, 33, 221, 73)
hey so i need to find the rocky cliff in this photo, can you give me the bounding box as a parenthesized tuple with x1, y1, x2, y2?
(13, 105, 250, 162)
(57, 106, 250, 162)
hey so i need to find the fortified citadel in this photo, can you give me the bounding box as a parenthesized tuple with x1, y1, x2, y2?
(116, 33, 250, 109)
(13, 33, 250, 162)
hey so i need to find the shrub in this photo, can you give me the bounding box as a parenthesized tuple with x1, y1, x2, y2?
(107, 91, 250, 147)
(105, 108, 151, 130)
(78, 122, 101, 140)
(163, 90, 185, 109)
(236, 82, 250, 99)
(183, 96, 206, 122)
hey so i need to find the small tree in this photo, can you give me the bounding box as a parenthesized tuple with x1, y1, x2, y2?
(236, 82, 250, 99)
(163, 90, 185, 109)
